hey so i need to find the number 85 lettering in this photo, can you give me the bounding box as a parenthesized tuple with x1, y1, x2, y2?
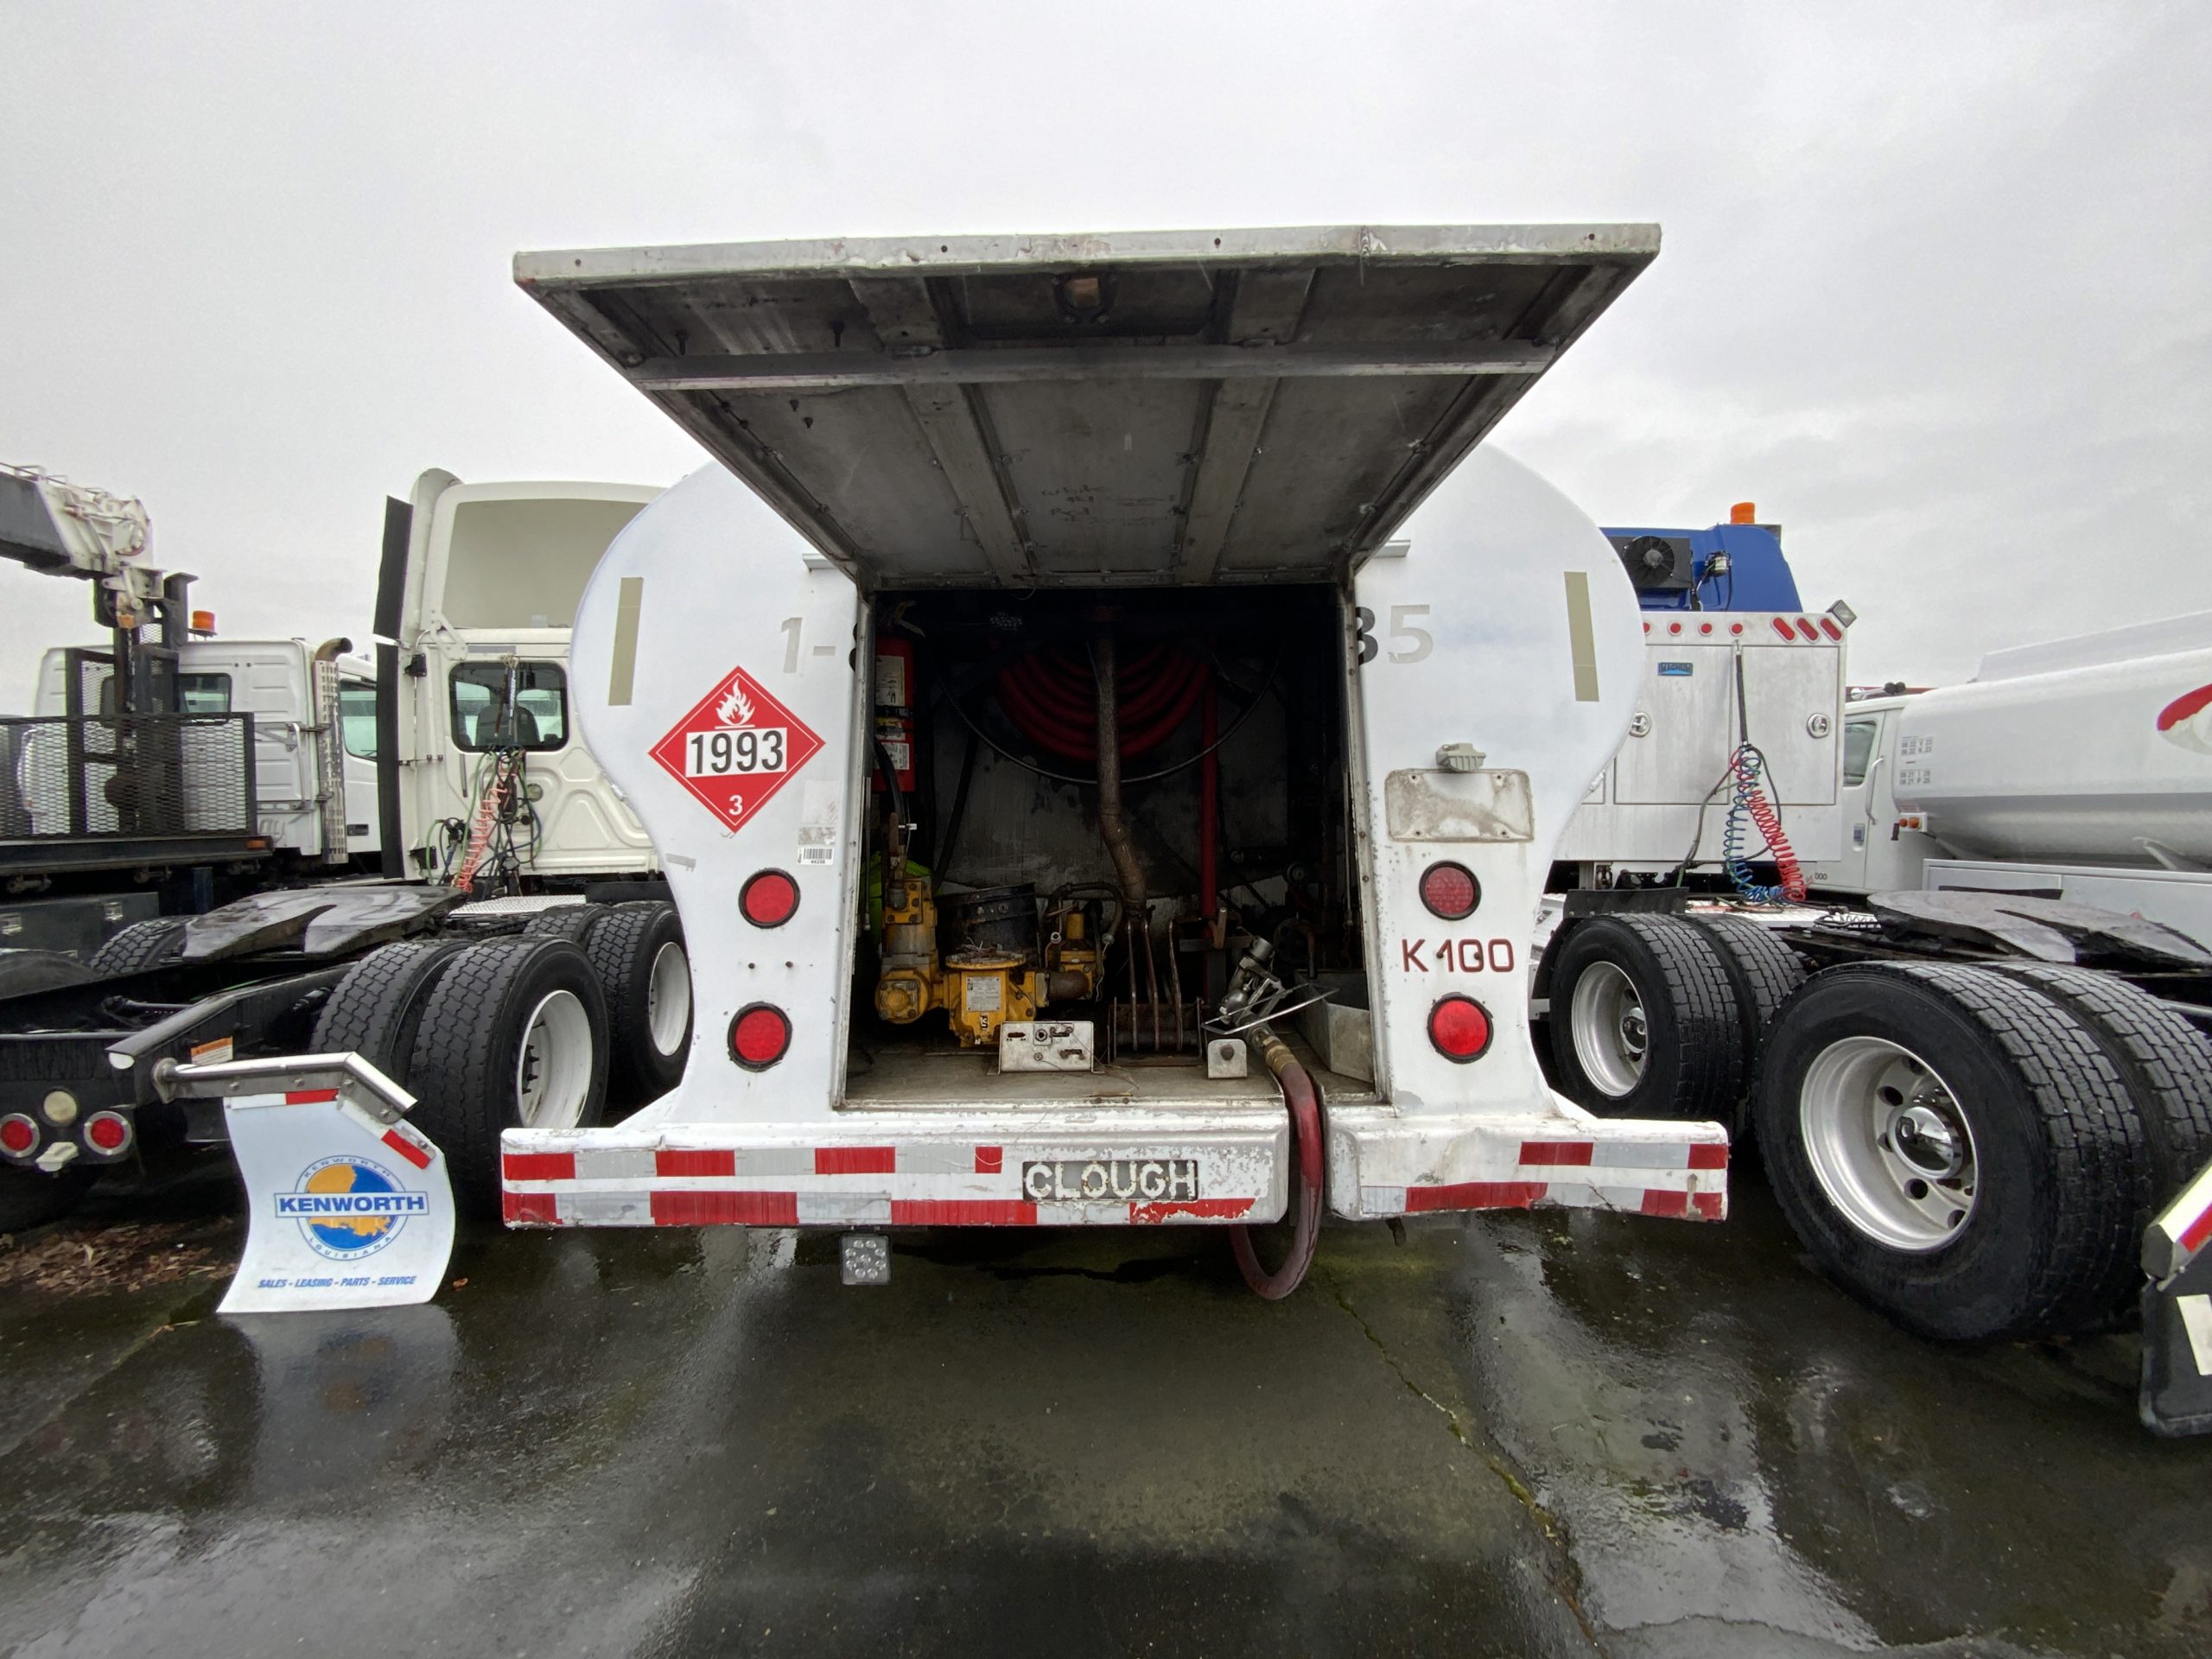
(1354, 605, 1433, 666)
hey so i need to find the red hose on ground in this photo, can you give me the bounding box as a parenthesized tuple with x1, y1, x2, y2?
(1232, 1039, 1325, 1300)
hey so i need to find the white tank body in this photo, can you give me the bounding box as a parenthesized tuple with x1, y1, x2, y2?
(1893, 613, 2212, 867)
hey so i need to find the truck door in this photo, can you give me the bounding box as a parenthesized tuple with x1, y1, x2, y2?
(1808, 708, 1885, 893)
(1807, 702, 1939, 895)
(335, 674, 380, 860)
(203, 642, 319, 855)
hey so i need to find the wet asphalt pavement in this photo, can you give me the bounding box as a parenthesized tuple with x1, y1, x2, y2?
(2, 1170, 2209, 1659)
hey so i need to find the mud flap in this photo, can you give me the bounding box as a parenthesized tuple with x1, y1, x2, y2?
(152, 1052, 457, 1314)
(2139, 1155, 2212, 1438)
(2141, 1258, 2212, 1437)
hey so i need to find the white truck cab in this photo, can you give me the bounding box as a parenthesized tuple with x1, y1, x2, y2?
(379, 474, 662, 886)
(1803, 693, 1942, 896)
(33, 636, 380, 867)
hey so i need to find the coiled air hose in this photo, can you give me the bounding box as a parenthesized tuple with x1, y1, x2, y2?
(1723, 744, 1807, 902)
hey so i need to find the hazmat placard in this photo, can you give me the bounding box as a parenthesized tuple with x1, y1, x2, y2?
(650, 664, 824, 834)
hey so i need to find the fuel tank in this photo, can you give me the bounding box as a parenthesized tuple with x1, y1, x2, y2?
(1894, 613, 2212, 867)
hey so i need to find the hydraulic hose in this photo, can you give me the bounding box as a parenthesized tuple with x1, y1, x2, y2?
(1090, 626, 1148, 917)
(1231, 1026, 1325, 1300)
(995, 645, 1206, 762)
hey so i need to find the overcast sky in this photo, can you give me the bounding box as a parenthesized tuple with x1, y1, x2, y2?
(3, 1, 2206, 710)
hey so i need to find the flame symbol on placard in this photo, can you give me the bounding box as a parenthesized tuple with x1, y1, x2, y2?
(2157, 683, 2212, 756)
(715, 682, 755, 728)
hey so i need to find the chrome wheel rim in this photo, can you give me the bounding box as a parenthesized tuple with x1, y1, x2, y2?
(1570, 960, 1648, 1097)
(645, 941, 691, 1058)
(1800, 1035, 1977, 1252)
(515, 988, 593, 1129)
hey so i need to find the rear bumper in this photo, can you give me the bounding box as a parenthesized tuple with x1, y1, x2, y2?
(500, 1105, 1291, 1228)
(1327, 1107, 1729, 1222)
(501, 1099, 1730, 1230)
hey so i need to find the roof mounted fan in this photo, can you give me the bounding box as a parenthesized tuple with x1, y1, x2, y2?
(1606, 533, 1694, 591)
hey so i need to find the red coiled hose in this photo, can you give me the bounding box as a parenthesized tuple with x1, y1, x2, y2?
(1232, 1038, 1325, 1300)
(995, 645, 1206, 762)
(1731, 747, 1808, 901)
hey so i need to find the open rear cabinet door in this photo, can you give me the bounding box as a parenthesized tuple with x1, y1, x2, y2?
(514, 225, 1656, 591)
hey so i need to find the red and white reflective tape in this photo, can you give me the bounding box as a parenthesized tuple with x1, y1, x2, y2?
(1344, 1128, 1729, 1223)
(2146, 1154, 2212, 1281)
(230, 1088, 437, 1173)
(499, 1126, 1285, 1230)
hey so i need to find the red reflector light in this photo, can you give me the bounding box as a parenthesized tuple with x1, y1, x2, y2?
(729, 1004, 791, 1070)
(1428, 995, 1493, 1063)
(1418, 861, 1480, 921)
(1699, 622, 1713, 635)
(1819, 616, 1842, 640)
(1770, 617, 1796, 640)
(0, 1114, 35, 1155)
(740, 868, 799, 928)
(1730, 623, 1744, 635)
(85, 1111, 131, 1153)
(1667, 622, 1681, 635)
(1796, 618, 1820, 641)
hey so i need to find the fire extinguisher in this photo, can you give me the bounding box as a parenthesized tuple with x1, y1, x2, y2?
(872, 634, 917, 796)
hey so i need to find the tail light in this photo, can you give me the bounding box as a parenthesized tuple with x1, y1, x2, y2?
(1428, 995, 1494, 1063)
(84, 1110, 132, 1154)
(740, 868, 799, 928)
(1418, 861, 1480, 921)
(729, 1004, 792, 1070)
(0, 1114, 36, 1157)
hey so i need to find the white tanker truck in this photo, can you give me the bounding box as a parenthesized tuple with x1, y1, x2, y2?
(130, 224, 2212, 1435)
(1810, 613, 2212, 949)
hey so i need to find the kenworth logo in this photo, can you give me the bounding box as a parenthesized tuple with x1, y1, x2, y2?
(279, 1156, 426, 1260)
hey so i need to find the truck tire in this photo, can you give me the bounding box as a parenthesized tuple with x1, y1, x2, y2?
(521, 906, 605, 944)
(405, 938, 609, 1214)
(0, 1166, 97, 1233)
(0, 950, 97, 998)
(310, 940, 472, 1076)
(585, 901, 691, 1103)
(1755, 963, 2147, 1341)
(88, 917, 188, 976)
(1687, 913, 1808, 1136)
(1547, 914, 1742, 1121)
(1991, 964, 2212, 1212)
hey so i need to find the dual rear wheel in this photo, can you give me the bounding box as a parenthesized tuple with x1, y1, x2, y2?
(1544, 912, 2212, 1341)
(310, 900, 693, 1214)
